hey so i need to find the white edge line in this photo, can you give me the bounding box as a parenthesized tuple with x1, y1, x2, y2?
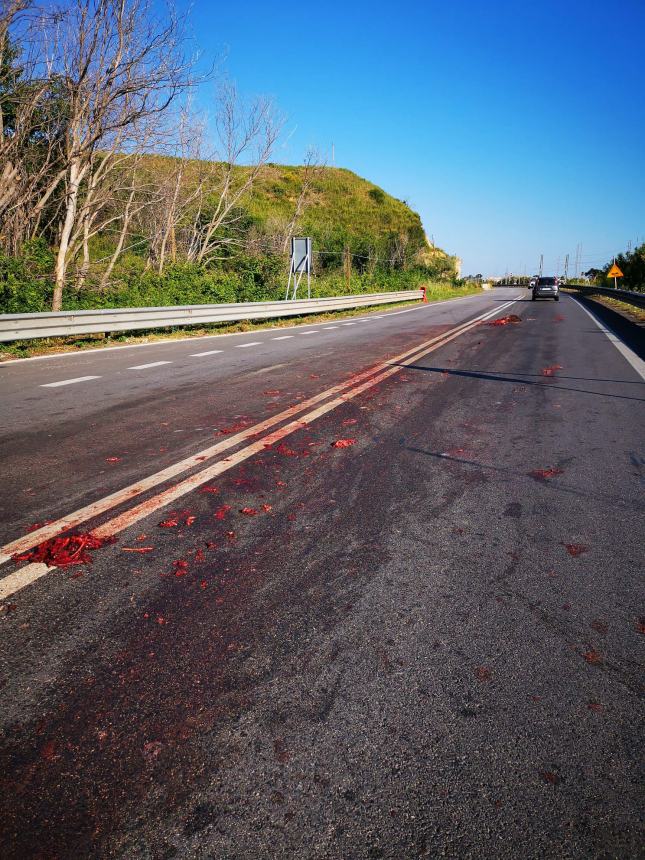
(569, 294, 645, 381)
(0, 291, 499, 366)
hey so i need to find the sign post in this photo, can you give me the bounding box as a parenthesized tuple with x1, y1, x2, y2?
(286, 237, 312, 300)
(607, 262, 624, 289)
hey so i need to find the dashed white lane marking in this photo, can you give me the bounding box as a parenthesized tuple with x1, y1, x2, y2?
(301, 331, 319, 335)
(190, 349, 223, 357)
(40, 376, 101, 388)
(128, 361, 172, 370)
(271, 335, 294, 340)
(322, 326, 339, 329)
(341, 322, 357, 326)
(235, 342, 263, 348)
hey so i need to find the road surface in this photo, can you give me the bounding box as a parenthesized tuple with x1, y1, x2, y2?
(0, 288, 643, 858)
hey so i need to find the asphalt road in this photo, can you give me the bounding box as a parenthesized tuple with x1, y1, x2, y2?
(0, 289, 643, 859)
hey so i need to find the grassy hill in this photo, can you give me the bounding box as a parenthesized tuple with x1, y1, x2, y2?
(0, 159, 459, 313)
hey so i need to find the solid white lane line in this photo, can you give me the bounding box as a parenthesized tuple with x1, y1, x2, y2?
(571, 295, 645, 381)
(235, 342, 262, 348)
(190, 349, 223, 357)
(0, 298, 518, 577)
(128, 361, 172, 370)
(272, 335, 294, 340)
(0, 300, 520, 600)
(40, 376, 101, 388)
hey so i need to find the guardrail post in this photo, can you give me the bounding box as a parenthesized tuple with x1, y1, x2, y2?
(421, 286, 428, 303)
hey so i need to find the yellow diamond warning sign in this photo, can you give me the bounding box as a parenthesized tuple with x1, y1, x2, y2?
(608, 263, 624, 278)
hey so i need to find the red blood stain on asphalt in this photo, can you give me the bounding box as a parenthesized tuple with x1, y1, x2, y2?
(105, 457, 121, 463)
(261, 504, 272, 513)
(12, 533, 116, 568)
(342, 418, 358, 426)
(540, 771, 559, 785)
(528, 467, 564, 480)
(331, 439, 356, 449)
(159, 511, 196, 528)
(198, 486, 219, 494)
(158, 518, 179, 528)
(172, 560, 189, 577)
(240, 507, 258, 516)
(25, 520, 55, 532)
(474, 666, 492, 681)
(273, 443, 297, 457)
(541, 365, 563, 377)
(487, 314, 521, 327)
(588, 702, 604, 712)
(194, 549, 206, 563)
(142, 741, 163, 761)
(583, 649, 602, 665)
(213, 505, 231, 520)
(590, 620, 608, 635)
(564, 543, 588, 557)
(263, 389, 280, 396)
(40, 741, 57, 761)
(217, 420, 251, 435)
(553, 314, 565, 322)
(121, 547, 154, 554)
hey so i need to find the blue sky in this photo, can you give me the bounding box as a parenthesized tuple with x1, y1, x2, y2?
(170, 0, 644, 275)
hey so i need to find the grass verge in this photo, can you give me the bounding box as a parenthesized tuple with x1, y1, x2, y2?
(0, 283, 481, 361)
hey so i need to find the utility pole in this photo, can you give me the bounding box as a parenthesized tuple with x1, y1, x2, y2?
(538, 254, 543, 278)
(564, 253, 569, 281)
(574, 243, 581, 279)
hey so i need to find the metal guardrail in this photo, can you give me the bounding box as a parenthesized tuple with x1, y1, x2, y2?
(0, 290, 424, 343)
(568, 285, 645, 309)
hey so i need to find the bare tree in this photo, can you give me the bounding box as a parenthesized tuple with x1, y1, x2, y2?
(185, 82, 282, 266)
(27, 0, 197, 309)
(280, 148, 323, 253)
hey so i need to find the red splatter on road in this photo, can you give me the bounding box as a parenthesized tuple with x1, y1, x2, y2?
(263, 390, 280, 396)
(564, 543, 588, 557)
(12, 533, 115, 567)
(198, 486, 219, 494)
(583, 649, 602, 665)
(540, 771, 559, 785)
(261, 504, 272, 513)
(121, 546, 154, 553)
(172, 559, 189, 577)
(553, 314, 565, 322)
(528, 467, 564, 480)
(474, 666, 492, 681)
(158, 518, 179, 528)
(213, 505, 231, 521)
(342, 418, 358, 426)
(240, 507, 258, 516)
(105, 457, 121, 463)
(331, 439, 356, 449)
(274, 443, 297, 457)
(541, 365, 563, 377)
(487, 314, 521, 327)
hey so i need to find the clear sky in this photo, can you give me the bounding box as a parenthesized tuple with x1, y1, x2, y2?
(170, 0, 645, 276)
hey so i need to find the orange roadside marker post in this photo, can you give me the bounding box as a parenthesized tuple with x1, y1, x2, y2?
(422, 285, 428, 303)
(607, 262, 624, 289)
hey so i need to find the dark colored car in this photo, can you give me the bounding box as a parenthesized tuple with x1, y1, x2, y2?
(532, 276, 560, 301)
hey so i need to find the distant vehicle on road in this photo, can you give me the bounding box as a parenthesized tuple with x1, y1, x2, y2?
(532, 276, 560, 301)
